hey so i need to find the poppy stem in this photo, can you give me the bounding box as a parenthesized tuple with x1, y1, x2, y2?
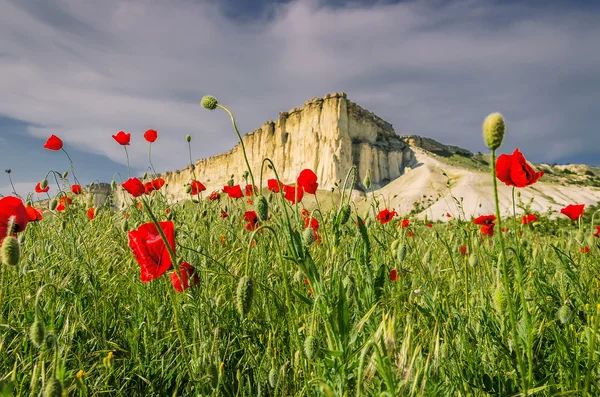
(217, 104, 256, 192)
(123, 146, 131, 179)
(148, 143, 157, 177)
(491, 149, 528, 394)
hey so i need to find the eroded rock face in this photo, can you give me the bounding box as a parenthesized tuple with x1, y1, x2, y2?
(159, 92, 415, 200)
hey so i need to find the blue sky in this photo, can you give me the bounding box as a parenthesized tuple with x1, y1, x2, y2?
(1, 0, 599, 196)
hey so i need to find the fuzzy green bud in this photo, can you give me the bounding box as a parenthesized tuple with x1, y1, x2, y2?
(30, 320, 46, 348)
(236, 276, 254, 317)
(122, 220, 129, 233)
(40, 179, 48, 189)
(302, 227, 315, 247)
(43, 378, 63, 397)
(422, 250, 431, 265)
(397, 243, 407, 263)
(304, 336, 320, 360)
(587, 235, 595, 248)
(201, 95, 219, 110)
(61, 170, 69, 179)
(1, 236, 20, 266)
(294, 269, 305, 284)
(339, 204, 351, 225)
(493, 285, 506, 313)
(49, 198, 58, 211)
(558, 305, 572, 325)
(482, 113, 505, 151)
(186, 134, 191, 143)
(18, 234, 26, 245)
(111, 180, 117, 190)
(256, 196, 269, 221)
(468, 253, 478, 267)
(185, 185, 192, 194)
(363, 169, 372, 190)
(142, 172, 147, 180)
(268, 367, 278, 388)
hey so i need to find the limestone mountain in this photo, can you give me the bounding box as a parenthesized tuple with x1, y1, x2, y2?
(103, 93, 600, 220)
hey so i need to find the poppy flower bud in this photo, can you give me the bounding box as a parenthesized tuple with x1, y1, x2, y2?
(201, 95, 219, 110)
(62, 171, 69, 179)
(363, 169, 372, 190)
(227, 178, 234, 188)
(391, 239, 399, 252)
(40, 179, 48, 189)
(18, 234, 26, 245)
(193, 213, 199, 222)
(397, 243, 407, 264)
(304, 336, 320, 359)
(186, 134, 191, 143)
(422, 250, 431, 265)
(493, 285, 506, 312)
(1, 236, 20, 266)
(268, 367, 278, 388)
(587, 235, 595, 247)
(43, 378, 63, 397)
(558, 304, 572, 325)
(339, 204, 351, 225)
(122, 220, 129, 233)
(482, 112, 505, 151)
(30, 320, 46, 348)
(49, 198, 58, 211)
(468, 253, 478, 267)
(294, 269, 305, 283)
(302, 227, 315, 247)
(111, 180, 117, 190)
(142, 172, 147, 180)
(185, 185, 192, 194)
(236, 276, 254, 317)
(256, 196, 269, 221)
(166, 212, 173, 221)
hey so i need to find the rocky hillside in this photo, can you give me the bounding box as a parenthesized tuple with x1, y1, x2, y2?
(104, 93, 600, 219)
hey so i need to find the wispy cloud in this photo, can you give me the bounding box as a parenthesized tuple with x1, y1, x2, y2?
(0, 0, 598, 188)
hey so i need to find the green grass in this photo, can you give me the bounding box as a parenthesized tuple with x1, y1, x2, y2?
(1, 180, 600, 396)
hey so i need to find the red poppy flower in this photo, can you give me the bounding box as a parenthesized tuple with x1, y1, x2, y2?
(222, 185, 243, 199)
(170, 261, 199, 292)
(561, 204, 585, 221)
(459, 245, 468, 256)
(35, 182, 49, 193)
(144, 129, 158, 143)
(480, 223, 495, 237)
(43, 135, 63, 151)
(401, 219, 410, 229)
(297, 169, 318, 194)
(245, 184, 256, 197)
(283, 184, 303, 204)
(56, 196, 72, 212)
(128, 221, 176, 282)
(427, 223, 432, 228)
(25, 206, 43, 222)
(446, 213, 452, 218)
(301, 208, 310, 218)
(389, 269, 397, 281)
(407, 231, 414, 237)
(190, 180, 206, 195)
(473, 215, 496, 225)
(502, 227, 509, 233)
(304, 216, 319, 232)
(376, 209, 397, 225)
(243, 210, 259, 231)
(151, 178, 165, 190)
(496, 148, 544, 188)
(122, 178, 145, 198)
(165, 208, 170, 215)
(247, 199, 253, 205)
(137, 201, 143, 211)
(220, 210, 228, 218)
(0, 196, 28, 243)
(594, 226, 600, 238)
(521, 214, 538, 224)
(267, 179, 282, 193)
(580, 246, 590, 253)
(87, 208, 95, 220)
(112, 131, 131, 145)
(209, 191, 221, 201)
(144, 182, 155, 195)
(71, 184, 82, 195)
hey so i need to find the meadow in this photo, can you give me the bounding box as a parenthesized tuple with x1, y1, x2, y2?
(0, 100, 599, 396)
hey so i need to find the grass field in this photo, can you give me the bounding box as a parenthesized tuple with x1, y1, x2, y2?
(1, 107, 600, 396)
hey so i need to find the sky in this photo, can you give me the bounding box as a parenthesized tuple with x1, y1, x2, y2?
(1, 0, 599, 197)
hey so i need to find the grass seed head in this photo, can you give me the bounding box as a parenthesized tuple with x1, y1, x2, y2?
(397, 243, 407, 263)
(302, 228, 315, 247)
(304, 336, 320, 360)
(43, 378, 63, 397)
(493, 285, 506, 313)
(558, 304, 572, 325)
(268, 367, 278, 388)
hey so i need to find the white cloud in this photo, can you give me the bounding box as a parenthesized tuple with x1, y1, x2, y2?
(0, 0, 598, 180)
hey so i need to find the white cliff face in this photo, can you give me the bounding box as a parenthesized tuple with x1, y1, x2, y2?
(156, 92, 414, 199)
